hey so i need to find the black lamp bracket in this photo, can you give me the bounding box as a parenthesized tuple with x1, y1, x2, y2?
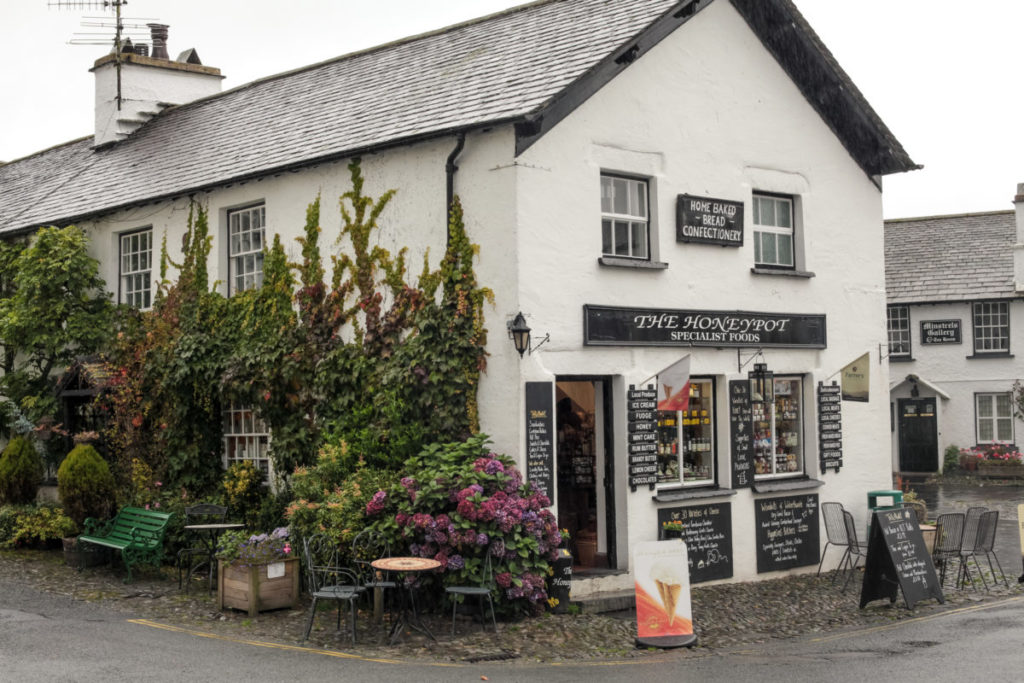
(736, 347, 765, 373)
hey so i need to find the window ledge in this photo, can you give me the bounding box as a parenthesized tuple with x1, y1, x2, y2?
(750, 267, 815, 278)
(752, 477, 824, 493)
(889, 356, 915, 363)
(966, 353, 1014, 360)
(599, 256, 669, 270)
(652, 487, 738, 503)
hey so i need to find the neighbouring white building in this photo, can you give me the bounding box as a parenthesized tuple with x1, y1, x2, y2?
(885, 187, 1024, 474)
(0, 0, 918, 595)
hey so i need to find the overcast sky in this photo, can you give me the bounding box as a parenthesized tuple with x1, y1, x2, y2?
(1, 0, 1021, 219)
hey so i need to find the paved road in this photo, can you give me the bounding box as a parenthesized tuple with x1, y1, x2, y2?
(3, 578, 1023, 682)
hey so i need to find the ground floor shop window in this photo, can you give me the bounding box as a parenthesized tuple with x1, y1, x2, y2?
(657, 378, 715, 486)
(976, 392, 1013, 444)
(753, 376, 804, 477)
(223, 403, 271, 478)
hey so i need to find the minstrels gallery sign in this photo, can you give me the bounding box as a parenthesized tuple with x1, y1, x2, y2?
(676, 194, 744, 247)
(584, 305, 826, 348)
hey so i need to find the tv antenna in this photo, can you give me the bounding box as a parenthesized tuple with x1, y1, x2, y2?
(48, 1, 159, 111)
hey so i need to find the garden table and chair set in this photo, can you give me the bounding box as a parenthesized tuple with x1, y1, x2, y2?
(819, 500, 1009, 593)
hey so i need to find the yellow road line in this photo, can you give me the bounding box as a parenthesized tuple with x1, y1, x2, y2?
(809, 596, 1024, 643)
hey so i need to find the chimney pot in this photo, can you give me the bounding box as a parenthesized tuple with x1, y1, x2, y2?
(148, 23, 170, 60)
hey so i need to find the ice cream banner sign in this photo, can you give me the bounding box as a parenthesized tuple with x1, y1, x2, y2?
(632, 540, 698, 649)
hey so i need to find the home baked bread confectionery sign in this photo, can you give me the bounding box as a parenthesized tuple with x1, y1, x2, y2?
(633, 540, 697, 649)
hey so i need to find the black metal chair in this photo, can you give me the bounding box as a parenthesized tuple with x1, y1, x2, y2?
(302, 534, 366, 644)
(958, 507, 988, 590)
(840, 510, 869, 592)
(977, 510, 1009, 587)
(932, 512, 966, 589)
(176, 503, 227, 593)
(818, 502, 851, 578)
(446, 552, 497, 636)
(351, 529, 397, 626)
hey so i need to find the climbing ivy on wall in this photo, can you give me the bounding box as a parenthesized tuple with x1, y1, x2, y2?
(102, 159, 492, 495)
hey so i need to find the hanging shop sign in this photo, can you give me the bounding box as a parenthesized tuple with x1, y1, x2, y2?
(920, 319, 961, 345)
(657, 503, 733, 583)
(860, 507, 944, 609)
(817, 382, 843, 474)
(675, 194, 744, 247)
(754, 494, 820, 573)
(728, 380, 754, 489)
(524, 382, 554, 502)
(628, 386, 659, 491)
(584, 305, 826, 348)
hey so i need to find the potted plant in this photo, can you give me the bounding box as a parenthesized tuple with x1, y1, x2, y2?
(216, 526, 299, 617)
(974, 445, 1024, 478)
(660, 519, 685, 540)
(958, 447, 980, 471)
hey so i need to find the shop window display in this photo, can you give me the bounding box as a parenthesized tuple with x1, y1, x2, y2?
(657, 378, 715, 486)
(753, 377, 803, 476)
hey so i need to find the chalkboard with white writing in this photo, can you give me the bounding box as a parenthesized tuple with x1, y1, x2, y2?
(525, 382, 554, 501)
(755, 494, 819, 573)
(859, 507, 944, 609)
(729, 380, 753, 488)
(658, 503, 733, 583)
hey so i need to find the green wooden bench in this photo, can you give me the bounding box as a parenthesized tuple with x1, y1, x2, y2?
(77, 506, 173, 583)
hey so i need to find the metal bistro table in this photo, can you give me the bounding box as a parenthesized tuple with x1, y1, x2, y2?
(181, 522, 244, 593)
(371, 556, 441, 644)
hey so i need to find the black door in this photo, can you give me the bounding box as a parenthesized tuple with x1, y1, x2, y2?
(898, 398, 938, 472)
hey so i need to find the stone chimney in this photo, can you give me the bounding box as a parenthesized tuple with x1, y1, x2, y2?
(91, 24, 223, 147)
(1014, 183, 1024, 291)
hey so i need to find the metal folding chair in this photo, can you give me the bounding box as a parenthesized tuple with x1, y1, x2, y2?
(351, 529, 397, 627)
(817, 502, 850, 578)
(977, 510, 1008, 587)
(176, 503, 227, 593)
(302, 534, 366, 644)
(958, 507, 988, 590)
(932, 512, 966, 589)
(446, 552, 497, 636)
(840, 510, 869, 592)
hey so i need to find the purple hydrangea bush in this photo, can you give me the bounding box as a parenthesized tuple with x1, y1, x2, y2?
(365, 434, 561, 613)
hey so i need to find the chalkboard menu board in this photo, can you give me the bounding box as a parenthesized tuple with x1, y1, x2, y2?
(658, 503, 733, 583)
(859, 508, 944, 609)
(628, 386, 659, 491)
(728, 380, 753, 489)
(755, 494, 820, 573)
(817, 382, 842, 474)
(525, 382, 554, 502)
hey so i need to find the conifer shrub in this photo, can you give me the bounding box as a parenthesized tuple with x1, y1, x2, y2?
(0, 435, 42, 505)
(57, 444, 116, 527)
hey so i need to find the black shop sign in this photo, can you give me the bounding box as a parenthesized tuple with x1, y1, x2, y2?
(627, 386, 659, 491)
(755, 494, 820, 573)
(728, 380, 753, 489)
(676, 194, 744, 247)
(860, 507, 944, 609)
(524, 382, 554, 502)
(584, 305, 826, 349)
(920, 319, 961, 345)
(817, 382, 842, 474)
(658, 503, 733, 583)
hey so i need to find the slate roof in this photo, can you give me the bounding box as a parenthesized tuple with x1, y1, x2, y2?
(0, 0, 916, 236)
(884, 211, 1018, 304)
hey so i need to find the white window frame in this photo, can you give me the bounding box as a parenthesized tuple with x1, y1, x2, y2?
(975, 393, 1014, 444)
(600, 174, 649, 260)
(753, 376, 805, 479)
(119, 228, 152, 309)
(972, 301, 1009, 354)
(655, 378, 716, 488)
(223, 403, 272, 479)
(752, 193, 795, 269)
(228, 204, 266, 294)
(887, 305, 911, 358)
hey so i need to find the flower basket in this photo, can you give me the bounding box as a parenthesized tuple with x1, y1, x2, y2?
(977, 462, 1024, 479)
(217, 557, 300, 617)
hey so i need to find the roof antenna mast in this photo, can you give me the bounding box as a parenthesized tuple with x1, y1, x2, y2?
(48, 1, 157, 111)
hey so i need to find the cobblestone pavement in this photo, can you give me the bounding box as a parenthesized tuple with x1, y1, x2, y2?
(2, 547, 1020, 664)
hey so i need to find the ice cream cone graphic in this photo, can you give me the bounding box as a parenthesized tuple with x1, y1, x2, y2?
(650, 559, 684, 625)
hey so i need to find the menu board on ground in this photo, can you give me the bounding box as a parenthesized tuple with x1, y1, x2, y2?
(818, 382, 843, 473)
(628, 386, 659, 491)
(524, 382, 554, 502)
(657, 503, 733, 583)
(755, 494, 820, 573)
(859, 507, 944, 609)
(729, 380, 753, 488)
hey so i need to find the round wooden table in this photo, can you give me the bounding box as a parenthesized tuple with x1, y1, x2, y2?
(371, 557, 441, 643)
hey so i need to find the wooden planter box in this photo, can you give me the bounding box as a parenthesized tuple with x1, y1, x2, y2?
(218, 558, 300, 617)
(976, 462, 1024, 479)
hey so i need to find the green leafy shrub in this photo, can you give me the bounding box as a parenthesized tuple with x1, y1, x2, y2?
(0, 504, 76, 548)
(57, 444, 116, 527)
(943, 445, 960, 471)
(222, 462, 265, 530)
(0, 435, 42, 504)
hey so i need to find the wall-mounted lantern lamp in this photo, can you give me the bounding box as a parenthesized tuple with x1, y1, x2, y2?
(507, 312, 549, 357)
(748, 362, 774, 404)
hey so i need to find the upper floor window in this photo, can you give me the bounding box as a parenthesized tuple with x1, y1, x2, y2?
(228, 205, 265, 294)
(887, 305, 911, 359)
(119, 228, 152, 309)
(972, 301, 1009, 354)
(752, 193, 794, 269)
(600, 174, 649, 259)
(976, 392, 1013, 444)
